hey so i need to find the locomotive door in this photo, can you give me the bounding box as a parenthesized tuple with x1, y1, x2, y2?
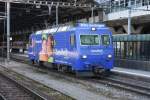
(69, 33, 76, 65)
(70, 34, 76, 50)
(32, 36, 36, 56)
(28, 35, 35, 60)
(28, 37, 32, 53)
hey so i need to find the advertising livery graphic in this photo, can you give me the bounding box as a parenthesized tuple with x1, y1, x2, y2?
(39, 34, 54, 62)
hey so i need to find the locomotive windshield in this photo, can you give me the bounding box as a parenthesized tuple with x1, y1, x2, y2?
(101, 35, 110, 46)
(80, 35, 100, 45)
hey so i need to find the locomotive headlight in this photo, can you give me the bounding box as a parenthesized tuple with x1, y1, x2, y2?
(91, 27, 96, 31)
(108, 54, 112, 58)
(82, 55, 87, 59)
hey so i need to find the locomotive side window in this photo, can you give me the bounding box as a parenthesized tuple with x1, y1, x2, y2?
(101, 35, 110, 46)
(80, 35, 100, 45)
(70, 34, 75, 46)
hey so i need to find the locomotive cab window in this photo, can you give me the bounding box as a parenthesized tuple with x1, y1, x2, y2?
(80, 35, 100, 45)
(101, 35, 110, 46)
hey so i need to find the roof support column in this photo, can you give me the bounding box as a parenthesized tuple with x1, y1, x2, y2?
(98, 10, 104, 22)
(128, 0, 131, 35)
(56, 5, 58, 26)
(7, 0, 10, 61)
(91, 7, 94, 23)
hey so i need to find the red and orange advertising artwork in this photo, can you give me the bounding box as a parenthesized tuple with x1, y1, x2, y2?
(39, 34, 54, 62)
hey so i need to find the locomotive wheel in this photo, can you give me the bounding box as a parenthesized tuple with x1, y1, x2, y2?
(67, 66, 73, 73)
(57, 64, 69, 72)
(105, 69, 110, 72)
(75, 71, 94, 77)
(31, 60, 35, 64)
(57, 64, 62, 72)
(51, 63, 57, 70)
(102, 69, 111, 77)
(38, 61, 44, 67)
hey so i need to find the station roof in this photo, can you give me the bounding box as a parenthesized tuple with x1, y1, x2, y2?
(0, 0, 108, 34)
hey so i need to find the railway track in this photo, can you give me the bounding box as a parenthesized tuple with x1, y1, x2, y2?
(0, 54, 75, 100)
(7, 54, 150, 98)
(92, 74, 150, 97)
(0, 70, 45, 100)
(0, 94, 6, 100)
(0, 64, 75, 100)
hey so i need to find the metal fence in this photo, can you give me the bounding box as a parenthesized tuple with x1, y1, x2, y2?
(109, 0, 150, 13)
(113, 34, 150, 61)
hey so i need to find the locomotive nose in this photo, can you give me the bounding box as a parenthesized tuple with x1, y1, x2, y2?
(81, 55, 100, 64)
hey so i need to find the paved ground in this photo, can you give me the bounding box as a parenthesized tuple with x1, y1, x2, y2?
(112, 67, 150, 78)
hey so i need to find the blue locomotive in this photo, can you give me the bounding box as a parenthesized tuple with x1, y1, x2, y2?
(28, 23, 114, 76)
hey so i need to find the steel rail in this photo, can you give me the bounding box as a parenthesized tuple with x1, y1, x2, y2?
(0, 93, 6, 100)
(0, 54, 75, 100)
(0, 66, 47, 100)
(91, 75, 150, 97)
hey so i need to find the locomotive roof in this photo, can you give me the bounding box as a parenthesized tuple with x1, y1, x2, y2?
(35, 23, 107, 35)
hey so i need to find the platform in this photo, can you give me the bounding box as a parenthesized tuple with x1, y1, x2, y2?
(10, 53, 29, 62)
(12, 53, 28, 57)
(112, 67, 150, 78)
